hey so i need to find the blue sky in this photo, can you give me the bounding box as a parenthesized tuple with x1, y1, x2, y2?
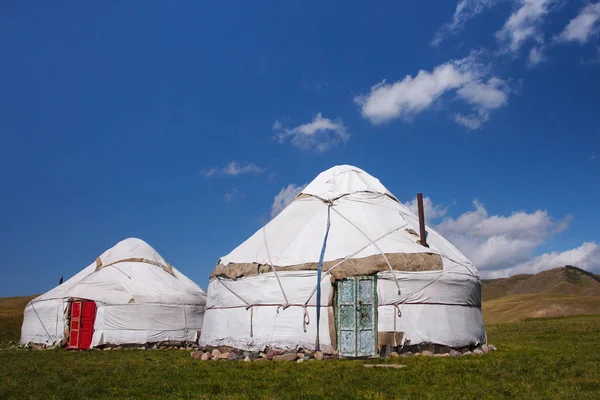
(1, 1, 599, 297)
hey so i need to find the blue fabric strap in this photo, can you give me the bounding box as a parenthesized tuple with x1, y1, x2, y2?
(316, 203, 332, 351)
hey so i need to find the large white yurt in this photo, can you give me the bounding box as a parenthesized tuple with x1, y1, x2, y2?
(200, 165, 485, 356)
(21, 238, 206, 349)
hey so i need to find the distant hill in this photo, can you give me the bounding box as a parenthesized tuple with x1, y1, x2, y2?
(482, 266, 600, 301)
(482, 266, 600, 323)
(481, 273, 534, 301)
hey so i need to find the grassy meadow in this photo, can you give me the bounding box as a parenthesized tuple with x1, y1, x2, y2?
(1, 295, 600, 399)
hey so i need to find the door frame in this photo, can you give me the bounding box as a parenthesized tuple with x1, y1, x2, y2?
(334, 275, 378, 358)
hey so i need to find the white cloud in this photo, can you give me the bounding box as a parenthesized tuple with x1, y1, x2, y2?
(495, 0, 555, 54)
(487, 242, 600, 277)
(355, 61, 472, 124)
(273, 113, 350, 152)
(401, 196, 597, 277)
(557, 2, 600, 44)
(553, 214, 573, 234)
(436, 200, 573, 271)
(432, 0, 497, 46)
(272, 120, 283, 130)
(356, 56, 509, 129)
(457, 77, 510, 109)
(223, 188, 243, 203)
(199, 167, 219, 177)
(589, 154, 598, 162)
(527, 45, 546, 66)
(454, 111, 490, 129)
(201, 161, 265, 177)
(223, 161, 264, 176)
(403, 196, 451, 221)
(456, 234, 542, 269)
(455, 77, 510, 127)
(433, 1, 600, 66)
(270, 183, 306, 218)
(438, 200, 554, 240)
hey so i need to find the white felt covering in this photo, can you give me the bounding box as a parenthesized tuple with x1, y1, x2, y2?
(201, 165, 485, 350)
(21, 238, 206, 347)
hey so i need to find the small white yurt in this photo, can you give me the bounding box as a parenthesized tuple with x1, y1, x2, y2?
(200, 165, 485, 356)
(21, 238, 206, 349)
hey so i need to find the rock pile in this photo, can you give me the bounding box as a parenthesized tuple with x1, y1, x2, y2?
(380, 343, 497, 358)
(16, 340, 497, 357)
(96, 341, 200, 351)
(188, 343, 497, 361)
(189, 346, 339, 362)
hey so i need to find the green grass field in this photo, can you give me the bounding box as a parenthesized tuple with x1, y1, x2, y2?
(1, 300, 600, 399)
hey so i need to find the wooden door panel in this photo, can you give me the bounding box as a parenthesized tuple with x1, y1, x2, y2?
(79, 301, 96, 349)
(357, 277, 376, 357)
(67, 300, 96, 349)
(336, 276, 377, 357)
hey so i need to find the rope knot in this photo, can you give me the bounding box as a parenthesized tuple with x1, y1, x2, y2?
(302, 305, 310, 333)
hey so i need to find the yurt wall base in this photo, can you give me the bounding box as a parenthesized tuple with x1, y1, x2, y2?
(200, 271, 334, 352)
(21, 299, 204, 348)
(92, 303, 204, 346)
(200, 270, 485, 354)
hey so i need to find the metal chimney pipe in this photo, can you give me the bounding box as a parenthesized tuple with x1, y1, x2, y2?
(417, 193, 429, 248)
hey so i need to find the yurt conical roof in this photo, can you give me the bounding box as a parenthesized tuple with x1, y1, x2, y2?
(32, 237, 206, 305)
(212, 165, 477, 280)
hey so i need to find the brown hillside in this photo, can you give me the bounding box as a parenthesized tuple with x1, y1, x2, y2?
(0, 295, 38, 346)
(481, 274, 533, 301)
(483, 294, 600, 323)
(0, 295, 37, 318)
(482, 266, 600, 323)
(482, 266, 600, 301)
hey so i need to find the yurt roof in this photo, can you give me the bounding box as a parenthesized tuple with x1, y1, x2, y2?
(214, 165, 477, 279)
(31, 238, 206, 305)
(301, 164, 397, 201)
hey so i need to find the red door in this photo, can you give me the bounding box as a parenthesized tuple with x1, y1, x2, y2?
(68, 301, 97, 349)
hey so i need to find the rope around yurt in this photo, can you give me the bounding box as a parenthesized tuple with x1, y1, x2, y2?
(315, 203, 332, 351)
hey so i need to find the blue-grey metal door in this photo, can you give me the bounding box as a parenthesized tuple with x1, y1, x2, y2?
(337, 276, 377, 357)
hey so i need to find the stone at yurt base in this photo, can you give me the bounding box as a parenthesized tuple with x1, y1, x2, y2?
(188, 344, 498, 361)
